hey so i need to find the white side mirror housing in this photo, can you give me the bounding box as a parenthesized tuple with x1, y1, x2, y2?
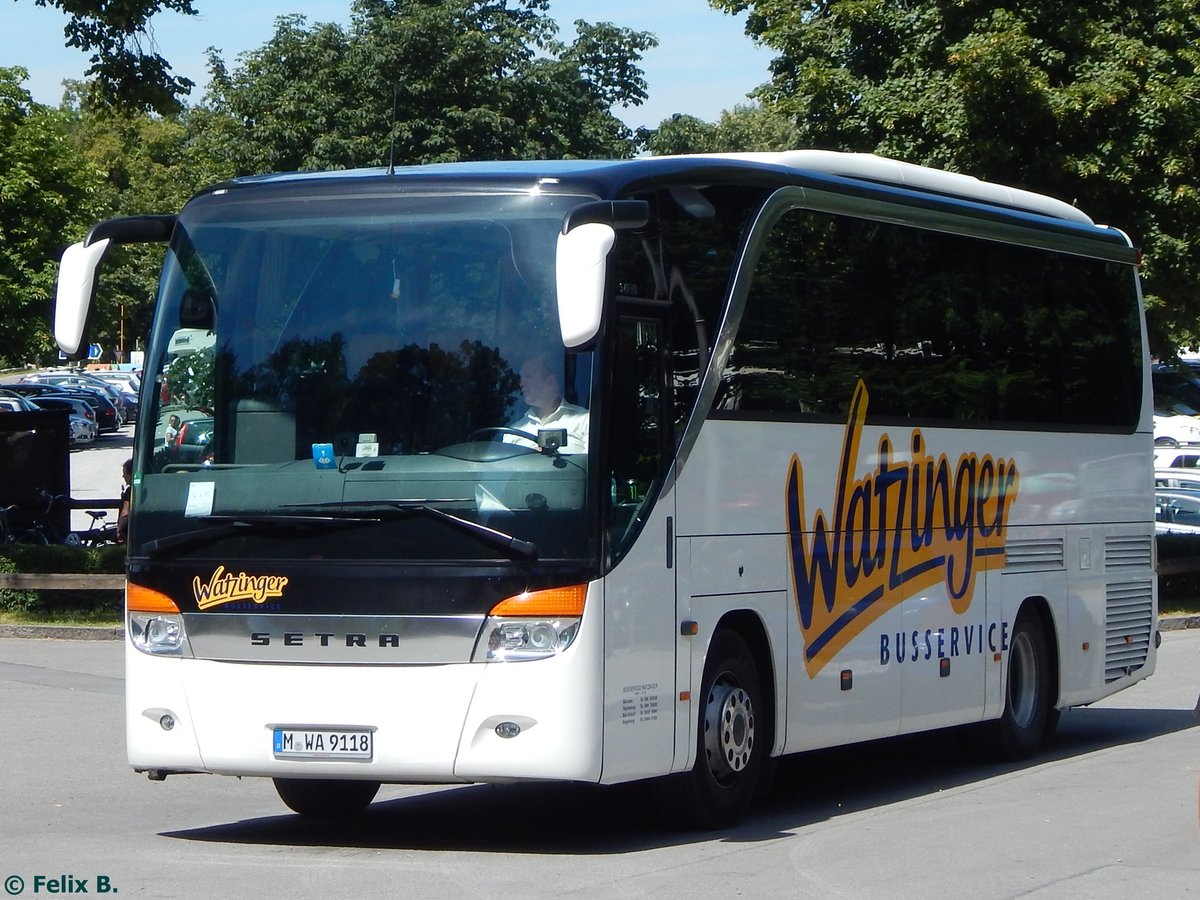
(556, 223, 615, 349)
(54, 238, 111, 356)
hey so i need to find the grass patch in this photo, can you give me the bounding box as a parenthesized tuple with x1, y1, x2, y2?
(0, 609, 121, 626)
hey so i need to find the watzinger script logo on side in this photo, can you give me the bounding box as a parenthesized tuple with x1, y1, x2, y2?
(786, 382, 1019, 677)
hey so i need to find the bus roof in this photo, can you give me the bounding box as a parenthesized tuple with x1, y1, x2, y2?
(215, 150, 1094, 227)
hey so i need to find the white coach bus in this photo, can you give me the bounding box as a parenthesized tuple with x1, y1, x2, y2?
(54, 151, 1156, 828)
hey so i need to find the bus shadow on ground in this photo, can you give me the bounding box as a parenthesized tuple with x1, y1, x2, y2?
(162, 704, 1197, 853)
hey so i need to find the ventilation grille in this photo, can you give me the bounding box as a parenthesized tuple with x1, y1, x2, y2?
(1105, 534, 1153, 570)
(1003, 539, 1065, 572)
(1105, 580, 1154, 683)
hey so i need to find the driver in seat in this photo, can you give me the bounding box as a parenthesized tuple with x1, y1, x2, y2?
(505, 355, 589, 453)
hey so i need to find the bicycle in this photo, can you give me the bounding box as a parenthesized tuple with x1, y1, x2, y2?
(76, 509, 121, 547)
(6, 491, 83, 545)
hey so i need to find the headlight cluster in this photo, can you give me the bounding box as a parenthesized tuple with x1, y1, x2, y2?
(126, 583, 189, 657)
(129, 612, 188, 656)
(476, 617, 580, 661)
(472, 584, 587, 662)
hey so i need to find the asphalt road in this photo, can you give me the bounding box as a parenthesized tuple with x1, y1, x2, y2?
(0, 632, 1197, 899)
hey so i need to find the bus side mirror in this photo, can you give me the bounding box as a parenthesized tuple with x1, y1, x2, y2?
(53, 215, 175, 358)
(556, 223, 615, 349)
(54, 238, 111, 357)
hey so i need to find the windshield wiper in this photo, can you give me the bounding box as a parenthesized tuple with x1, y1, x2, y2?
(140, 513, 381, 557)
(283, 500, 538, 561)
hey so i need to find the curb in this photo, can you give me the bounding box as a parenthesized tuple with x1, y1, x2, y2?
(3, 616, 1200, 642)
(0, 624, 124, 640)
(1158, 614, 1200, 631)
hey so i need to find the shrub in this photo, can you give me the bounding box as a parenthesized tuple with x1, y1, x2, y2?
(0, 545, 124, 616)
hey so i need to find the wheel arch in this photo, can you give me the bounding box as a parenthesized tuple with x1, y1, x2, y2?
(711, 609, 778, 756)
(1014, 595, 1061, 710)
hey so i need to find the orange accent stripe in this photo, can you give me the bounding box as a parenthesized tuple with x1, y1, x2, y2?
(489, 584, 586, 618)
(127, 582, 180, 614)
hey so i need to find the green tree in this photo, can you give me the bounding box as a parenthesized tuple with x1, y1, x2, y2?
(647, 113, 718, 155)
(0, 68, 105, 367)
(22, 0, 198, 112)
(202, 0, 657, 174)
(61, 85, 234, 361)
(647, 104, 799, 154)
(713, 0, 1200, 351)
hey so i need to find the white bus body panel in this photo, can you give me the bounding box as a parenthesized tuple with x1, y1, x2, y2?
(675, 415, 1155, 757)
(127, 584, 608, 783)
(597, 488, 681, 783)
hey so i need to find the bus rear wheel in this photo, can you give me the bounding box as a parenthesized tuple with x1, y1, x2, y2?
(657, 630, 764, 829)
(272, 778, 380, 818)
(983, 611, 1053, 760)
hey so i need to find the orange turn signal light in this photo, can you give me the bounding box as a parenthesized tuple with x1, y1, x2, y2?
(489, 584, 587, 618)
(127, 582, 180, 614)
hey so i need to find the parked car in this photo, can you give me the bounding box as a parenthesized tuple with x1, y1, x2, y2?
(22, 372, 132, 423)
(91, 370, 141, 393)
(1, 389, 95, 446)
(1155, 468, 1200, 490)
(90, 372, 141, 420)
(1155, 449, 1200, 469)
(1153, 408, 1200, 447)
(1155, 488, 1200, 534)
(171, 416, 215, 463)
(30, 395, 99, 431)
(0, 388, 38, 412)
(7, 383, 122, 432)
(66, 414, 97, 447)
(1152, 367, 1200, 415)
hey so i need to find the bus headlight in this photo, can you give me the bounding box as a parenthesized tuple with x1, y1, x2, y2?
(479, 618, 580, 661)
(129, 613, 187, 655)
(473, 584, 587, 662)
(126, 583, 189, 656)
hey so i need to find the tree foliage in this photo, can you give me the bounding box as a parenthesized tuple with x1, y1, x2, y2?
(24, 0, 198, 113)
(0, 68, 104, 367)
(713, 0, 1200, 351)
(203, 0, 657, 174)
(0, 3, 660, 365)
(648, 104, 800, 155)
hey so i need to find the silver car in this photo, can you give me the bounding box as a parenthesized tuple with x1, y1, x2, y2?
(68, 414, 97, 446)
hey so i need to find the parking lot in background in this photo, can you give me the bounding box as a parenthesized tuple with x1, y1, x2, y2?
(67, 423, 135, 536)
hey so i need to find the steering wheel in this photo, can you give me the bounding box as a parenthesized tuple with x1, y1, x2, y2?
(468, 427, 540, 444)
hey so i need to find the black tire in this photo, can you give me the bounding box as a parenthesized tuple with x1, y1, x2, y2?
(656, 630, 764, 829)
(272, 778, 380, 818)
(983, 611, 1053, 760)
(16, 529, 48, 545)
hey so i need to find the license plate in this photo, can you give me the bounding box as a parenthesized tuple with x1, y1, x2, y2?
(273, 728, 373, 760)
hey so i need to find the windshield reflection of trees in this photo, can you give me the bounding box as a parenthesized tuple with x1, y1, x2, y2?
(227, 336, 520, 457)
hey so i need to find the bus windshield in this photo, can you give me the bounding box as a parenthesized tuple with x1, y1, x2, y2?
(135, 186, 596, 565)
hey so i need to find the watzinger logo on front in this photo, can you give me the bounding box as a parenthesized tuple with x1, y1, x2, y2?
(786, 381, 1020, 677)
(193, 565, 289, 610)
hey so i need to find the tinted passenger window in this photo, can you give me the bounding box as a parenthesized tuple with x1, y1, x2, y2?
(714, 209, 1142, 429)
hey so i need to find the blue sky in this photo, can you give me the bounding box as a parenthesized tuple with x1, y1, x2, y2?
(0, 0, 775, 129)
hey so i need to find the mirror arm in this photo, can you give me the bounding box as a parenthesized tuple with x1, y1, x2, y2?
(562, 201, 649, 234)
(85, 215, 176, 247)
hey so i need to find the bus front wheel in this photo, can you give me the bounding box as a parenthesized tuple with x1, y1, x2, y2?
(658, 630, 764, 829)
(273, 778, 380, 818)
